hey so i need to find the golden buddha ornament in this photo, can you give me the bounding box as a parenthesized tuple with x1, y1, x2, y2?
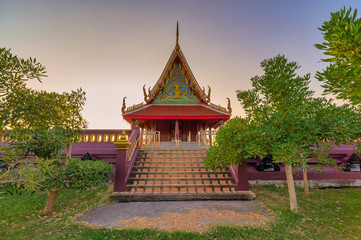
(173, 83, 182, 99)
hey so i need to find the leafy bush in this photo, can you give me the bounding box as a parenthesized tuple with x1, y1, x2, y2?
(204, 117, 268, 170)
(0, 158, 113, 213)
(6, 127, 68, 159)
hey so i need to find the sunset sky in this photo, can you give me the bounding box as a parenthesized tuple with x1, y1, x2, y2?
(1, 0, 361, 129)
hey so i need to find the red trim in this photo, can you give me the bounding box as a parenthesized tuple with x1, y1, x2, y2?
(124, 116, 230, 120)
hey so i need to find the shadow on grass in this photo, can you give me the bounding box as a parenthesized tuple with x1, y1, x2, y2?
(1, 184, 360, 239)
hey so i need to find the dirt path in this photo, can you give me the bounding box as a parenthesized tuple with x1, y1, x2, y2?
(76, 200, 274, 233)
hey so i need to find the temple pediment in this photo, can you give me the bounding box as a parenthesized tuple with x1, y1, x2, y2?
(153, 62, 201, 104)
(122, 23, 231, 122)
(143, 50, 210, 105)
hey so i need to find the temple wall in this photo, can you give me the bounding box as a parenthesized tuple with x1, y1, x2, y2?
(0, 129, 131, 164)
(1, 130, 360, 184)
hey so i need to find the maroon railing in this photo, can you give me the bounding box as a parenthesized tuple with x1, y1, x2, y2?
(113, 127, 140, 192)
(2, 131, 360, 189)
(72, 129, 132, 163)
(228, 162, 250, 191)
(0, 129, 132, 163)
(229, 143, 361, 187)
(125, 127, 141, 185)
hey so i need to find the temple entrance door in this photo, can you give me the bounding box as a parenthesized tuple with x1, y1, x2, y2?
(183, 119, 198, 142)
(170, 119, 183, 141)
(158, 119, 171, 141)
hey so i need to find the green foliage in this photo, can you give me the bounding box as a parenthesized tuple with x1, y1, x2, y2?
(1, 186, 361, 239)
(0, 47, 46, 131)
(237, 55, 313, 118)
(207, 55, 361, 169)
(204, 117, 269, 170)
(3, 88, 87, 157)
(239, 55, 361, 165)
(6, 127, 67, 159)
(0, 47, 87, 158)
(315, 7, 361, 106)
(0, 158, 113, 194)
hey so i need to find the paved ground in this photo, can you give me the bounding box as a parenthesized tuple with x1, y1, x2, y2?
(75, 200, 273, 232)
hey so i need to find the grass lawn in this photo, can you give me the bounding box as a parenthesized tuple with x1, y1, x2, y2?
(1, 185, 360, 239)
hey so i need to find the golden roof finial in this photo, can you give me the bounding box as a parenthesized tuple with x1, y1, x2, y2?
(175, 21, 180, 51)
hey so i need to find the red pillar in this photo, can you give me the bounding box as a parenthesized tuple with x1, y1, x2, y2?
(237, 161, 250, 191)
(208, 126, 212, 146)
(175, 118, 179, 142)
(113, 131, 130, 192)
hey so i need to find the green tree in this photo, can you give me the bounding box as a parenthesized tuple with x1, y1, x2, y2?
(315, 7, 361, 108)
(205, 117, 268, 171)
(0, 48, 106, 214)
(3, 88, 87, 159)
(1, 158, 113, 214)
(0, 47, 46, 131)
(1, 47, 87, 158)
(206, 55, 361, 212)
(62, 88, 87, 157)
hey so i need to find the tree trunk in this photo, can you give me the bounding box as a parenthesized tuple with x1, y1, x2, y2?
(44, 189, 59, 214)
(303, 166, 309, 196)
(285, 164, 298, 212)
(66, 142, 73, 158)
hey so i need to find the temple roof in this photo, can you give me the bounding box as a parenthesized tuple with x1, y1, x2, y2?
(122, 23, 231, 120)
(123, 104, 231, 120)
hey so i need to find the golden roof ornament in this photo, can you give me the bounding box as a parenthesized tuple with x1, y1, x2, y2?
(143, 85, 151, 102)
(175, 21, 180, 51)
(121, 97, 127, 114)
(207, 86, 211, 102)
(227, 97, 232, 113)
(173, 83, 182, 99)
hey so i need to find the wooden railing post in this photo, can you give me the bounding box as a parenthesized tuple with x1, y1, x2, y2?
(237, 161, 250, 191)
(113, 131, 130, 192)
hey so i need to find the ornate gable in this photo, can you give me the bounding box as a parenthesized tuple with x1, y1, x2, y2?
(153, 61, 200, 104)
(122, 23, 231, 116)
(143, 23, 210, 104)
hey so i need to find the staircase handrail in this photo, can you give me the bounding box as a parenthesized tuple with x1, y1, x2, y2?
(198, 130, 217, 147)
(125, 127, 140, 184)
(140, 130, 160, 149)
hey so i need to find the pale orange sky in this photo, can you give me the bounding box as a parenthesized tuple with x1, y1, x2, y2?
(1, 0, 360, 129)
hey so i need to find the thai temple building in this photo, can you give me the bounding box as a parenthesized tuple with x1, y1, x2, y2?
(121, 23, 231, 143)
(1, 24, 360, 202)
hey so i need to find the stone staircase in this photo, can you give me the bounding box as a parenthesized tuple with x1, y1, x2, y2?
(110, 149, 255, 201)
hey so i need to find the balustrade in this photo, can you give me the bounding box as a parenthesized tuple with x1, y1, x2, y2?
(198, 130, 217, 148)
(77, 133, 127, 143)
(140, 130, 160, 149)
(113, 127, 140, 192)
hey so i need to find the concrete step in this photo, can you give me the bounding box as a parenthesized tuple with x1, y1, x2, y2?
(138, 155, 207, 159)
(130, 179, 233, 184)
(135, 161, 205, 166)
(130, 180, 234, 186)
(127, 183, 237, 189)
(136, 161, 205, 164)
(138, 155, 207, 158)
(110, 192, 256, 202)
(127, 186, 237, 194)
(132, 166, 210, 170)
(125, 149, 237, 196)
(139, 150, 207, 153)
(131, 170, 230, 176)
(137, 156, 206, 160)
(139, 151, 207, 154)
(129, 177, 234, 181)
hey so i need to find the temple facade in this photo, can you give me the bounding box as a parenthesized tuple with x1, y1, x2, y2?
(121, 24, 231, 142)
